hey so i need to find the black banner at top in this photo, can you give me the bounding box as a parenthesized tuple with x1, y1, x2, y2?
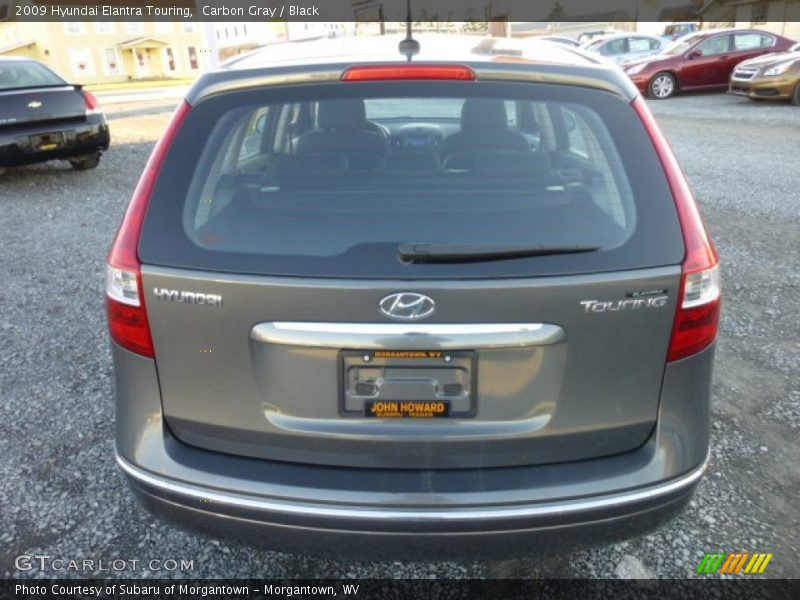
(2, 0, 796, 23)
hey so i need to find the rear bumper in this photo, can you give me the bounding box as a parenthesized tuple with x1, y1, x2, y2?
(113, 341, 714, 558)
(0, 115, 110, 166)
(120, 451, 705, 560)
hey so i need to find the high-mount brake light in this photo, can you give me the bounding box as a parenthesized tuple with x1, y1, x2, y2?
(83, 90, 103, 115)
(632, 97, 721, 362)
(106, 101, 191, 358)
(341, 64, 476, 82)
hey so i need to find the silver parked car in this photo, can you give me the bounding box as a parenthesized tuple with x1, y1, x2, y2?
(538, 35, 581, 48)
(581, 33, 665, 64)
(108, 35, 719, 560)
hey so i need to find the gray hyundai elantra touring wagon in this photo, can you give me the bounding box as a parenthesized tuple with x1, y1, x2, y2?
(107, 35, 720, 560)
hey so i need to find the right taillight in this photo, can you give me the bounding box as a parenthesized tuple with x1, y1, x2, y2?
(632, 97, 721, 363)
(106, 100, 191, 358)
(83, 90, 103, 116)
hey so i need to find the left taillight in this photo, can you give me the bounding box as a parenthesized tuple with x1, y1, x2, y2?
(106, 100, 191, 358)
(83, 90, 103, 116)
(106, 267, 152, 357)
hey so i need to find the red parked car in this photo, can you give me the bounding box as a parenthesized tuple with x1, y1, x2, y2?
(623, 28, 795, 98)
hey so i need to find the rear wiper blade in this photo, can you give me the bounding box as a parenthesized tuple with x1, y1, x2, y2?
(398, 243, 600, 264)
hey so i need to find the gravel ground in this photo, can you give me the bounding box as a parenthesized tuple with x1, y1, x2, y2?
(1, 92, 798, 580)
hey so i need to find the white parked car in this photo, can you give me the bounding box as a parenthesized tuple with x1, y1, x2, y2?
(581, 33, 665, 64)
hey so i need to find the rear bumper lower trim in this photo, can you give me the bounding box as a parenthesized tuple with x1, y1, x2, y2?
(117, 452, 708, 523)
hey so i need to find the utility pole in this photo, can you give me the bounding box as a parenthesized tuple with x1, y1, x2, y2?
(487, 0, 509, 37)
(195, 1, 220, 68)
(489, 21, 509, 37)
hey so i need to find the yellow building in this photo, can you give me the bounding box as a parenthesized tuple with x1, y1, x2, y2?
(0, 21, 208, 84)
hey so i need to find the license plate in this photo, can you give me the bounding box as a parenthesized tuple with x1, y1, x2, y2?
(339, 350, 476, 418)
(30, 132, 64, 152)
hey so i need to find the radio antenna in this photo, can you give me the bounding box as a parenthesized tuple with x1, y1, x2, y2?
(398, 0, 420, 61)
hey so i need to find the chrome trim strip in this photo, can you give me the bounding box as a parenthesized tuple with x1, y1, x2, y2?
(250, 322, 564, 350)
(117, 453, 708, 522)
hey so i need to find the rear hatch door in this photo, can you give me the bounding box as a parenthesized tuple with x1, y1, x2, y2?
(138, 76, 685, 469)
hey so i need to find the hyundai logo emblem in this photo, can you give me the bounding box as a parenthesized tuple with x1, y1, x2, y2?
(379, 293, 435, 321)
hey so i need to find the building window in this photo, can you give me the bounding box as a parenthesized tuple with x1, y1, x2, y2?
(67, 47, 96, 77)
(102, 48, 122, 76)
(94, 23, 116, 35)
(124, 22, 144, 35)
(183, 23, 195, 34)
(63, 23, 86, 36)
(163, 47, 176, 72)
(187, 46, 199, 70)
(243, 24, 248, 35)
(751, 1, 768, 24)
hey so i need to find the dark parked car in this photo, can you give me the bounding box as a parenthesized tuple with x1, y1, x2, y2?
(624, 28, 795, 98)
(0, 57, 109, 172)
(108, 35, 719, 560)
(662, 22, 700, 42)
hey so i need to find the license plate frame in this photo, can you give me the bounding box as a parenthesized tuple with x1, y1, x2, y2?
(339, 349, 477, 419)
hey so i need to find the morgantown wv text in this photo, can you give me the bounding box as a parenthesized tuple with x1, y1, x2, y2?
(16, 583, 360, 597)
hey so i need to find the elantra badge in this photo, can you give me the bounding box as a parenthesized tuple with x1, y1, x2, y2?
(379, 293, 435, 321)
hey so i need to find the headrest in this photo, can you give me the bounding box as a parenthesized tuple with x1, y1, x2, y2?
(318, 99, 367, 130)
(460, 98, 508, 133)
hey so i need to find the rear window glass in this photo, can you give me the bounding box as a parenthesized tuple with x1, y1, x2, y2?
(140, 81, 683, 279)
(0, 61, 65, 90)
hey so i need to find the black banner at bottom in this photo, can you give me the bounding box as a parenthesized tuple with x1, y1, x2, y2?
(3, 579, 798, 600)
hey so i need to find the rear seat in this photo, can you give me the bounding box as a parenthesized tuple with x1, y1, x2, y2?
(382, 152, 439, 174)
